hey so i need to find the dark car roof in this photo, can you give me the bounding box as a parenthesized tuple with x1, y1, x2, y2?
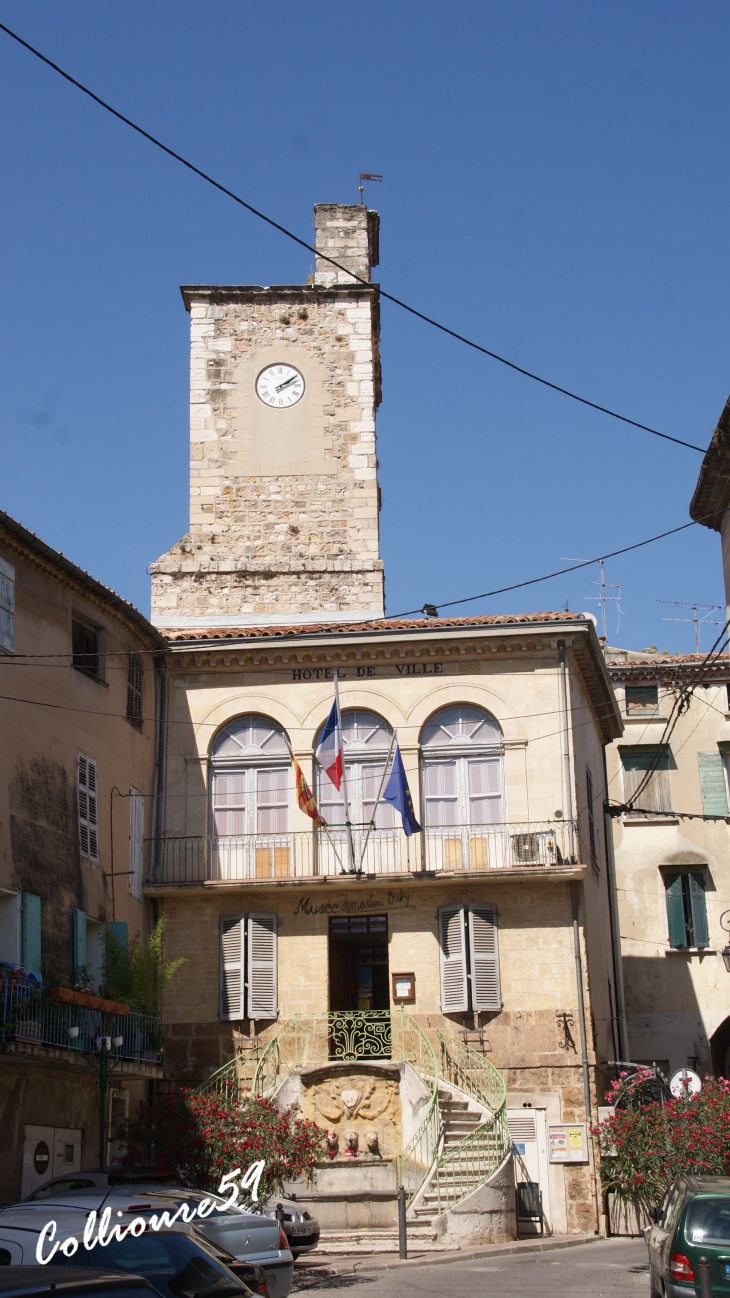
(0, 1268, 153, 1296)
(681, 1177, 730, 1193)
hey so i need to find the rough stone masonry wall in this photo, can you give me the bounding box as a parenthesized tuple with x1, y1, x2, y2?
(150, 288, 383, 623)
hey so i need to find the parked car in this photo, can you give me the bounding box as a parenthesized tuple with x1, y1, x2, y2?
(0, 1189, 292, 1298)
(21, 1177, 318, 1262)
(23, 1174, 188, 1202)
(0, 1267, 159, 1298)
(645, 1175, 730, 1296)
(261, 1200, 320, 1259)
(0, 1219, 254, 1298)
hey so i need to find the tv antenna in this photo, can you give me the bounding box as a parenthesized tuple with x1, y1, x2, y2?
(561, 557, 623, 640)
(358, 172, 382, 204)
(657, 600, 725, 652)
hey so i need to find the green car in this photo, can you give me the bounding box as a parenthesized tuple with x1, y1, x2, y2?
(646, 1176, 730, 1296)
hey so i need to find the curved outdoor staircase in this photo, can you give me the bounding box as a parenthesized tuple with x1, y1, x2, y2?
(194, 1011, 511, 1246)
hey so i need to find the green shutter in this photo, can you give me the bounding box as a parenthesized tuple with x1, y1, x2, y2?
(20, 893, 42, 979)
(688, 873, 710, 948)
(697, 752, 729, 817)
(73, 909, 87, 984)
(107, 921, 128, 949)
(664, 873, 687, 949)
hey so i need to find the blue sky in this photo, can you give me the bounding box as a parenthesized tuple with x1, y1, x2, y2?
(1, 1, 728, 651)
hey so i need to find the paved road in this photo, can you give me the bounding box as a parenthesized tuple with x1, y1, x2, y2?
(294, 1238, 650, 1297)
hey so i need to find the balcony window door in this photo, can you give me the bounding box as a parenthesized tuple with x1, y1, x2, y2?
(421, 705, 504, 870)
(316, 710, 398, 873)
(210, 715, 291, 880)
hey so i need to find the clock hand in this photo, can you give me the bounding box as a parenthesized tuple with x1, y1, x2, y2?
(275, 375, 300, 393)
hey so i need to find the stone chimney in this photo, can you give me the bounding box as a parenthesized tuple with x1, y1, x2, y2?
(314, 205, 380, 286)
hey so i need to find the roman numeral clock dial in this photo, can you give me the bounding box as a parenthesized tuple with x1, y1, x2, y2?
(256, 364, 305, 408)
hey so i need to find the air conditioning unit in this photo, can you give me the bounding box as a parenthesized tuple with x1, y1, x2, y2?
(511, 832, 559, 866)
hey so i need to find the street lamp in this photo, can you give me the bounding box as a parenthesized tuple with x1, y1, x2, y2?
(68, 1027, 124, 1169)
(721, 946, 730, 973)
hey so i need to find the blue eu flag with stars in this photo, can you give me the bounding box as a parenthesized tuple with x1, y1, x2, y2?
(383, 745, 422, 837)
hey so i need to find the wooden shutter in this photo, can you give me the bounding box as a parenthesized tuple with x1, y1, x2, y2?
(73, 909, 87, 983)
(664, 872, 687, 949)
(438, 905, 469, 1013)
(247, 913, 278, 1019)
(688, 873, 710, 948)
(469, 904, 501, 1011)
(78, 753, 99, 860)
(20, 892, 41, 979)
(129, 788, 144, 897)
(697, 752, 729, 817)
(220, 915, 245, 1020)
(0, 555, 15, 655)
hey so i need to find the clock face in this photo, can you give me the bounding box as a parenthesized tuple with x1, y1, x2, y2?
(255, 363, 305, 408)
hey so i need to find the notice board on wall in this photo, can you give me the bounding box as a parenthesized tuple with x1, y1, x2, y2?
(547, 1123, 588, 1163)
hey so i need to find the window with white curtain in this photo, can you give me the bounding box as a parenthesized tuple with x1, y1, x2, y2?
(316, 710, 397, 829)
(421, 705, 504, 827)
(210, 715, 290, 837)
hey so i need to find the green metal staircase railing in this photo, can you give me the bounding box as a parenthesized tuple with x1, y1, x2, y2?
(194, 1011, 509, 1216)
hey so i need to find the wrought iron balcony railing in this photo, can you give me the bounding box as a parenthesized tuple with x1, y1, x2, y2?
(0, 982, 162, 1063)
(146, 818, 579, 885)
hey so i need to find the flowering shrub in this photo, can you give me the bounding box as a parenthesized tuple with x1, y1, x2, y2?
(595, 1072, 730, 1213)
(120, 1089, 327, 1203)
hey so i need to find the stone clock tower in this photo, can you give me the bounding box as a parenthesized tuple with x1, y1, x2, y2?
(150, 204, 384, 629)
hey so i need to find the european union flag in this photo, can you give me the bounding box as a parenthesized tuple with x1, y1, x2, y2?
(383, 745, 422, 837)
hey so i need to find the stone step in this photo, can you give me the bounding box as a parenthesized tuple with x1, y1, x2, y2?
(315, 1227, 445, 1254)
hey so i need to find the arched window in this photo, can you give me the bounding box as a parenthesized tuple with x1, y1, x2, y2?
(316, 709, 396, 829)
(210, 715, 290, 837)
(421, 705, 504, 827)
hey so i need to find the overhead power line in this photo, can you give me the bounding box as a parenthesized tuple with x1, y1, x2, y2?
(0, 19, 718, 460)
(392, 515, 705, 618)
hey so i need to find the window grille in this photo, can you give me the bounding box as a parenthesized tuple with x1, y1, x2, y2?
(126, 653, 143, 727)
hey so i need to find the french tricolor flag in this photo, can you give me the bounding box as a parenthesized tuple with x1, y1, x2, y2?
(316, 697, 343, 791)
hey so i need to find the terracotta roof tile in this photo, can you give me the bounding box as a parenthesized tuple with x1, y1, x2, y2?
(163, 610, 585, 644)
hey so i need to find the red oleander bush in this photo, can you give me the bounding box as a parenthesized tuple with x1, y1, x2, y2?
(595, 1071, 730, 1213)
(120, 1089, 327, 1204)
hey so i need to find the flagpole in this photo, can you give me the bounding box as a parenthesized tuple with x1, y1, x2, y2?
(283, 736, 347, 876)
(357, 726, 397, 872)
(334, 672, 357, 874)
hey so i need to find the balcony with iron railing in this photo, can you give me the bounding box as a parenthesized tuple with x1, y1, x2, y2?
(145, 818, 582, 886)
(0, 981, 163, 1066)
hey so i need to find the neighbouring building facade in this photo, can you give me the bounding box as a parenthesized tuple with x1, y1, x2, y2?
(147, 204, 625, 1241)
(0, 511, 165, 1201)
(606, 648, 730, 1080)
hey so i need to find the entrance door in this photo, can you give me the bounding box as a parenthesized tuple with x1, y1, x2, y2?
(507, 1109, 551, 1235)
(21, 1124, 82, 1198)
(328, 915, 389, 1012)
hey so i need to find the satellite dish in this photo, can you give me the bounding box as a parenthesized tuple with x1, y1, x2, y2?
(669, 1067, 702, 1098)
(582, 612, 598, 628)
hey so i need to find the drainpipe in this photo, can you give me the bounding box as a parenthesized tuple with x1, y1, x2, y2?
(571, 879, 601, 1231)
(557, 641, 575, 860)
(152, 654, 167, 884)
(571, 882, 592, 1123)
(601, 747, 629, 1060)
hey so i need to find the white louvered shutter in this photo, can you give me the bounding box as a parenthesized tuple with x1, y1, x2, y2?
(247, 913, 278, 1019)
(78, 753, 99, 861)
(220, 915, 245, 1020)
(469, 904, 501, 1011)
(438, 905, 469, 1013)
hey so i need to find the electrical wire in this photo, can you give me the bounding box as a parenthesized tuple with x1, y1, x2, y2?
(0, 19, 724, 463)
